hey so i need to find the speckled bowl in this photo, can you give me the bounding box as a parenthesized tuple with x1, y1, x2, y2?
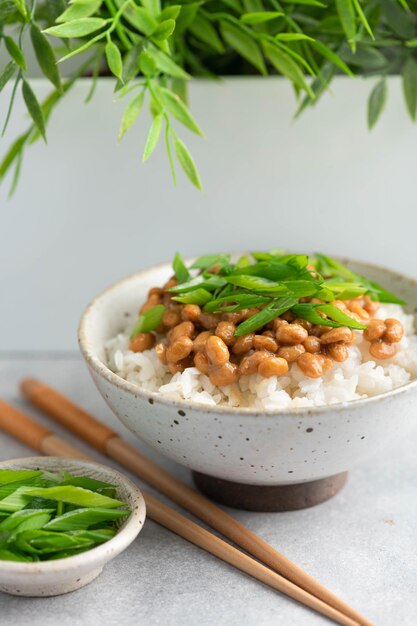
(79, 259, 417, 509)
(0, 457, 146, 596)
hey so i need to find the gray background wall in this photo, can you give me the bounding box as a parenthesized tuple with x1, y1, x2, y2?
(1, 77, 416, 352)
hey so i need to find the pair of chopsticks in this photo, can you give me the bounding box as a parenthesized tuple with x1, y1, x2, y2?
(0, 378, 372, 626)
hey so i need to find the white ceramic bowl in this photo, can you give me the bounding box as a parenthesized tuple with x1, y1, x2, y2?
(0, 457, 146, 596)
(79, 259, 417, 489)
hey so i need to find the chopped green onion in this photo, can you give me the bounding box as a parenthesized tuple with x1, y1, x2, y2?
(172, 251, 190, 284)
(190, 254, 231, 270)
(130, 304, 165, 339)
(0, 509, 54, 532)
(168, 275, 227, 293)
(204, 292, 271, 313)
(134, 251, 405, 336)
(0, 487, 35, 513)
(234, 297, 298, 336)
(0, 549, 34, 562)
(291, 304, 366, 330)
(15, 529, 95, 555)
(172, 289, 212, 305)
(44, 507, 129, 531)
(0, 469, 131, 563)
(23, 485, 125, 508)
(229, 261, 300, 281)
(317, 304, 367, 329)
(0, 470, 42, 485)
(225, 275, 286, 292)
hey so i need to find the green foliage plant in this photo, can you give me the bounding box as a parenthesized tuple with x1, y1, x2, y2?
(1, 0, 417, 192)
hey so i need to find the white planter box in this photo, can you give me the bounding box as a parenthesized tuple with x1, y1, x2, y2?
(0, 77, 416, 351)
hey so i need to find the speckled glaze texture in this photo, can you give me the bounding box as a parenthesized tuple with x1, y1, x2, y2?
(0, 457, 146, 597)
(79, 258, 417, 487)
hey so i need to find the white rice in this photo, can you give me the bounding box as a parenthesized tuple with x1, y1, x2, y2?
(105, 304, 417, 409)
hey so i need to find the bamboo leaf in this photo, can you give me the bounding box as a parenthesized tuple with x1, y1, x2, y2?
(165, 123, 176, 185)
(0, 61, 17, 93)
(0, 132, 29, 180)
(341, 45, 387, 70)
(85, 50, 102, 102)
(310, 40, 354, 76)
(175, 2, 199, 34)
(139, 51, 157, 76)
(367, 78, 387, 129)
(30, 24, 62, 91)
(402, 56, 417, 121)
(262, 41, 312, 96)
(189, 14, 225, 54)
(116, 3, 157, 36)
(241, 11, 283, 25)
(352, 0, 374, 39)
(105, 40, 123, 81)
(143, 114, 163, 161)
(45, 0, 67, 21)
(152, 19, 176, 41)
(22, 80, 46, 142)
(57, 0, 103, 22)
(172, 133, 202, 190)
(142, 0, 160, 16)
(220, 20, 266, 75)
(118, 89, 145, 140)
(4, 37, 26, 70)
(43, 17, 107, 38)
(275, 33, 314, 42)
(380, 0, 414, 39)
(335, 0, 356, 51)
(160, 5, 181, 20)
(120, 45, 142, 85)
(281, 0, 326, 4)
(146, 47, 190, 79)
(12, 0, 29, 20)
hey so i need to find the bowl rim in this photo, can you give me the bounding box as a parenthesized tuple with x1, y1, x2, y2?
(0, 456, 146, 572)
(78, 255, 417, 417)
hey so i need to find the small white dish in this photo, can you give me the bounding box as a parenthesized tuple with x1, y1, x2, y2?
(0, 457, 146, 597)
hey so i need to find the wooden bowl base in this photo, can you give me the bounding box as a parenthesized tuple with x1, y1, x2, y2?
(192, 471, 348, 512)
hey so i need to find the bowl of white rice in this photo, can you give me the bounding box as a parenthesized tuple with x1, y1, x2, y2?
(79, 255, 417, 511)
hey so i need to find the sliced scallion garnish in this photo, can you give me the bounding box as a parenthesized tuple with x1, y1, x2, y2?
(0, 469, 131, 562)
(130, 250, 405, 338)
(130, 304, 165, 338)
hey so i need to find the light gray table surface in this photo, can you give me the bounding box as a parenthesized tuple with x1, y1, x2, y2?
(0, 355, 416, 626)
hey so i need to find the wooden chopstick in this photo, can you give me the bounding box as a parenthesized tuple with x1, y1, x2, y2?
(0, 401, 359, 626)
(19, 379, 372, 626)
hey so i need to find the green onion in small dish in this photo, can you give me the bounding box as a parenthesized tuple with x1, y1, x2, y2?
(0, 457, 146, 596)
